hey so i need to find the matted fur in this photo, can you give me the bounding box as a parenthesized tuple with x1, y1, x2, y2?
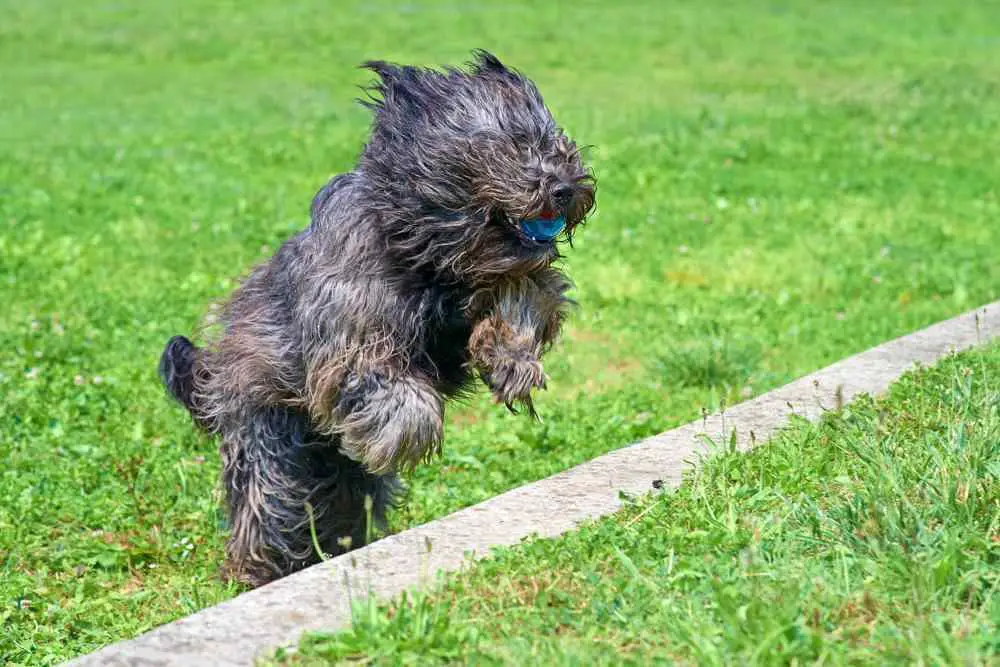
(159, 50, 596, 587)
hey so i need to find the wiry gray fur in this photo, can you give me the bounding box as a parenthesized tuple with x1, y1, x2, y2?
(158, 50, 596, 588)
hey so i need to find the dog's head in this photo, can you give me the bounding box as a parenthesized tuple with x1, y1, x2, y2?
(358, 50, 596, 282)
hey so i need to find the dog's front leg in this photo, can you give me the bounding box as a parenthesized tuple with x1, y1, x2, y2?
(327, 369, 444, 476)
(468, 269, 573, 416)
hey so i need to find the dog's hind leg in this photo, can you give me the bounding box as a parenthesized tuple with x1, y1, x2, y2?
(218, 404, 397, 587)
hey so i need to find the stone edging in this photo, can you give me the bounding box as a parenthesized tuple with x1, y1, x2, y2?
(66, 301, 999, 666)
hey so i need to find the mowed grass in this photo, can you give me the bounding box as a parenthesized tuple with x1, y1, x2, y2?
(284, 341, 1000, 666)
(1, 0, 999, 663)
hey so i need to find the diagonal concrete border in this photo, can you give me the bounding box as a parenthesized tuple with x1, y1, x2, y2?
(67, 301, 999, 666)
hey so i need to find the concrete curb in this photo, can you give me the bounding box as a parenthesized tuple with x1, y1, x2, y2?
(67, 301, 1000, 666)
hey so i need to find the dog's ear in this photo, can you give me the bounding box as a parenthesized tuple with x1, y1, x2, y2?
(470, 49, 509, 74)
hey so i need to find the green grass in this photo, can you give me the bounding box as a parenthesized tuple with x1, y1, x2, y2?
(1, 0, 999, 664)
(283, 342, 1000, 666)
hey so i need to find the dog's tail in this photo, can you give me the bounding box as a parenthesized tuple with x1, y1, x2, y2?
(159, 335, 213, 430)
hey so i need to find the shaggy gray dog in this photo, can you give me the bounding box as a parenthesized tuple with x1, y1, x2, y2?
(158, 50, 596, 587)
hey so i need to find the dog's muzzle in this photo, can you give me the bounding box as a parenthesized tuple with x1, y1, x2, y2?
(519, 184, 574, 242)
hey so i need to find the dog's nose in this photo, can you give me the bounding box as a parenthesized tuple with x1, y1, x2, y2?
(551, 184, 574, 210)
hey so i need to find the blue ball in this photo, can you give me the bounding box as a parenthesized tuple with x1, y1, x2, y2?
(520, 216, 565, 242)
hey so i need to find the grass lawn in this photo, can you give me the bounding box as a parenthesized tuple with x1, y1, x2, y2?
(283, 340, 1000, 666)
(2, 0, 999, 664)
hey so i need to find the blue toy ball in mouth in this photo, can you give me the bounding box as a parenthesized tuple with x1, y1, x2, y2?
(519, 215, 566, 242)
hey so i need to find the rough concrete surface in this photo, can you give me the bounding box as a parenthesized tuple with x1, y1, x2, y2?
(66, 301, 999, 666)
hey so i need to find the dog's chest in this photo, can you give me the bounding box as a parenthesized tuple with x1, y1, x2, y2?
(420, 291, 474, 394)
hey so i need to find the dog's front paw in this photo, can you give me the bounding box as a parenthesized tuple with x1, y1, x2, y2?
(481, 353, 547, 418)
(334, 374, 444, 475)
